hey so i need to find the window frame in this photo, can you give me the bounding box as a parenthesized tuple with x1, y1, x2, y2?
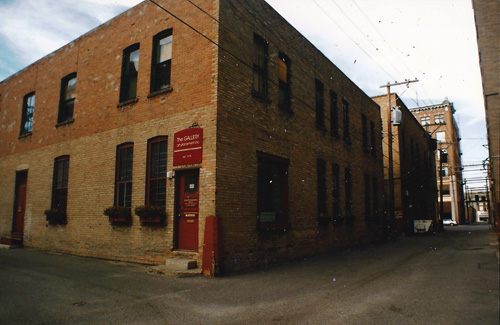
(332, 163, 341, 225)
(345, 168, 353, 222)
(421, 116, 430, 125)
(58, 73, 77, 124)
(150, 29, 173, 94)
(146, 136, 168, 207)
(317, 159, 327, 218)
(364, 173, 371, 227)
(342, 99, 350, 144)
(370, 120, 376, 157)
(252, 34, 268, 98)
(20, 92, 35, 135)
(120, 43, 140, 103)
(278, 52, 291, 112)
(115, 143, 134, 208)
(330, 91, 339, 138)
(362, 114, 369, 152)
(51, 155, 70, 213)
(434, 114, 444, 124)
(256, 151, 290, 231)
(315, 79, 325, 129)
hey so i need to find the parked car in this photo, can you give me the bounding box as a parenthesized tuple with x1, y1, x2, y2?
(443, 219, 457, 226)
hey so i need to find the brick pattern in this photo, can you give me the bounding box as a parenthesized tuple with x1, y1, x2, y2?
(216, 0, 385, 272)
(0, 0, 386, 272)
(373, 94, 437, 232)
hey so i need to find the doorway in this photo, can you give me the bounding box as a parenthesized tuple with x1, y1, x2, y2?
(175, 170, 199, 251)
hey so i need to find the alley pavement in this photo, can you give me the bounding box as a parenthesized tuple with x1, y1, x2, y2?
(0, 224, 498, 324)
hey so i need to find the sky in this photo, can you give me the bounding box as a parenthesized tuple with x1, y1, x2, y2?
(0, 0, 489, 189)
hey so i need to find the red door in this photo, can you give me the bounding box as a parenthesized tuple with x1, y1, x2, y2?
(13, 171, 28, 237)
(177, 171, 199, 250)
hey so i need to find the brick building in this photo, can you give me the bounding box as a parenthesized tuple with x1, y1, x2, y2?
(372, 94, 437, 233)
(0, 0, 384, 273)
(410, 100, 466, 225)
(472, 0, 500, 233)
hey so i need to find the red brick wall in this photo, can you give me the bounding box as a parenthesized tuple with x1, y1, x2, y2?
(0, 0, 219, 265)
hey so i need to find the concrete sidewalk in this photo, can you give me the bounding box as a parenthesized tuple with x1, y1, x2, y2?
(0, 225, 498, 324)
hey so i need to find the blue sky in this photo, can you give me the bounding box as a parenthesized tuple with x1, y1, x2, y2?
(0, 0, 489, 188)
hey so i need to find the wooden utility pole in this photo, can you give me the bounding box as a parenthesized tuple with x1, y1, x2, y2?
(380, 79, 419, 234)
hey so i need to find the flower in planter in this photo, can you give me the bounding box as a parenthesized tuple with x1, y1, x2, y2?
(104, 206, 131, 224)
(44, 209, 67, 225)
(135, 205, 166, 224)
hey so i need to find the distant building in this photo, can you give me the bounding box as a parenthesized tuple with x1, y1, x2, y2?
(464, 189, 489, 223)
(472, 0, 500, 233)
(373, 94, 437, 233)
(0, 0, 385, 273)
(410, 99, 466, 225)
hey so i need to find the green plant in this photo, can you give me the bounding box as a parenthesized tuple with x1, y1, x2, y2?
(44, 209, 67, 225)
(135, 205, 166, 223)
(104, 206, 131, 224)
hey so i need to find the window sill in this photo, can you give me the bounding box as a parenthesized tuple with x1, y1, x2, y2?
(18, 132, 32, 140)
(257, 221, 290, 232)
(56, 118, 74, 128)
(147, 87, 173, 99)
(117, 98, 138, 108)
(251, 90, 271, 104)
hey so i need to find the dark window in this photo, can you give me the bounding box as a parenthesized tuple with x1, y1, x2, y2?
(20, 92, 35, 135)
(330, 91, 338, 137)
(317, 159, 327, 217)
(278, 52, 291, 111)
(362, 114, 368, 152)
(151, 29, 173, 93)
(252, 34, 268, 97)
(364, 173, 371, 226)
(257, 152, 289, 228)
(332, 163, 341, 224)
(373, 176, 378, 218)
(146, 137, 167, 206)
(343, 99, 350, 144)
(115, 143, 134, 208)
(51, 156, 70, 212)
(58, 73, 76, 123)
(120, 44, 140, 103)
(345, 168, 352, 218)
(370, 121, 376, 157)
(315, 79, 324, 129)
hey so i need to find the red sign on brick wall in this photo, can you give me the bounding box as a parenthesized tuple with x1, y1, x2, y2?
(173, 128, 203, 166)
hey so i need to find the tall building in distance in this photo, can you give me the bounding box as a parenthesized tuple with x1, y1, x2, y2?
(472, 0, 499, 234)
(410, 99, 465, 225)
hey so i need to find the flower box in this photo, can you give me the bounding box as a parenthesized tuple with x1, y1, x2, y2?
(44, 209, 67, 225)
(135, 205, 166, 225)
(104, 206, 132, 225)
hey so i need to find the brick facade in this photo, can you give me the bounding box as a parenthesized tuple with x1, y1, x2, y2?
(0, 0, 384, 273)
(373, 94, 437, 233)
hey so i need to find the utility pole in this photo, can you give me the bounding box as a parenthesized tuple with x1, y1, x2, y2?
(380, 79, 419, 235)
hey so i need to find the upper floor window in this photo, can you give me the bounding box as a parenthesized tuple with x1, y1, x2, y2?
(146, 136, 167, 207)
(370, 120, 376, 157)
(115, 143, 134, 208)
(434, 114, 445, 124)
(315, 79, 325, 129)
(362, 114, 368, 152)
(278, 53, 291, 111)
(20, 92, 35, 135)
(330, 91, 339, 138)
(252, 34, 268, 98)
(421, 116, 430, 125)
(151, 29, 173, 93)
(342, 99, 350, 144)
(58, 73, 76, 124)
(436, 131, 446, 143)
(120, 43, 140, 103)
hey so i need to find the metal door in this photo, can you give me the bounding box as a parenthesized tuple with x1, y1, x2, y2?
(177, 171, 199, 250)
